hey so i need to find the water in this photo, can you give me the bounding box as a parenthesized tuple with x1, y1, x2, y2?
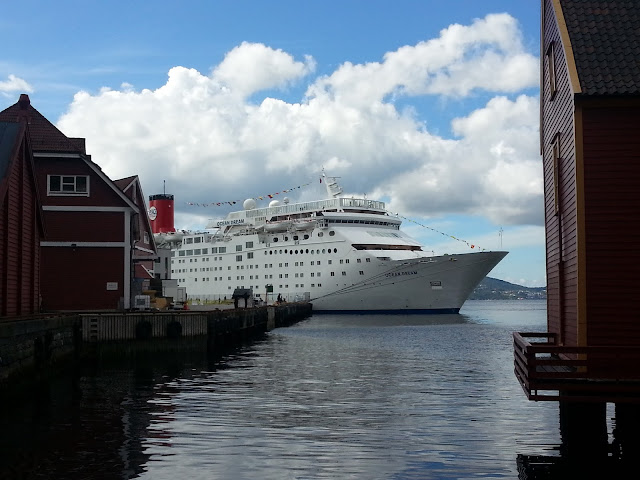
(0, 301, 600, 479)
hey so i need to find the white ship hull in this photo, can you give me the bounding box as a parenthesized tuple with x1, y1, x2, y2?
(310, 251, 507, 313)
(162, 173, 507, 313)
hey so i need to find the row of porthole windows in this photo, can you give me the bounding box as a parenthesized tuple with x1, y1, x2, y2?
(265, 248, 338, 255)
(175, 280, 328, 290)
(233, 284, 324, 291)
(270, 230, 335, 243)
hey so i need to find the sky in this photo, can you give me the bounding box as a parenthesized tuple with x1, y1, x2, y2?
(1, 0, 545, 287)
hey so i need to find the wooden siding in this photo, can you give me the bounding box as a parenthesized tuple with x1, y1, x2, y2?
(35, 157, 131, 208)
(0, 132, 41, 317)
(43, 210, 125, 242)
(20, 145, 35, 312)
(542, 0, 579, 347)
(582, 106, 640, 345)
(0, 188, 5, 312)
(4, 156, 20, 314)
(40, 246, 125, 311)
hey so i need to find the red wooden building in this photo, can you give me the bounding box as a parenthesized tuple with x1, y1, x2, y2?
(0, 120, 45, 316)
(514, 0, 640, 402)
(0, 94, 157, 311)
(510, 3, 640, 467)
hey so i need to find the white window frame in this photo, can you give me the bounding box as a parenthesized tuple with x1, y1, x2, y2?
(47, 174, 90, 196)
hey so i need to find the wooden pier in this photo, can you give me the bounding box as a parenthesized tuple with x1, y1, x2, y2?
(513, 331, 640, 403)
(0, 303, 312, 388)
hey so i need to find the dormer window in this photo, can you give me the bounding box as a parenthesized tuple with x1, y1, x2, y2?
(48, 175, 90, 196)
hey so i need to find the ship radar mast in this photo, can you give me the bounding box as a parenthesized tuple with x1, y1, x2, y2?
(322, 169, 343, 198)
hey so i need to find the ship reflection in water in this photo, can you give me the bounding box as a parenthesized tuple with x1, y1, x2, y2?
(0, 301, 636, 479)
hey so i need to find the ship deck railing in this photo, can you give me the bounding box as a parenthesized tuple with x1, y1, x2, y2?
(513, 332, 640, 403)
(242, 197, 386, 219)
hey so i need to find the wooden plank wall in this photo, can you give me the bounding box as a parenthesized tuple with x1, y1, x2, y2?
(41, 247, 125, 311)
(1, 134, 41, 317)
(0, 185, 6, 315)
(542, 0, 579, 346)
(583, 106, 640, 345)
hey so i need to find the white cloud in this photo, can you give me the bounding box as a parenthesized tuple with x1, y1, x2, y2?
(0, 74, 33, 93)
(212, 42, 316, 98)
(56, 14, 541, 233)
(305, 13, 537, 104)
(380, 94, 541, 225)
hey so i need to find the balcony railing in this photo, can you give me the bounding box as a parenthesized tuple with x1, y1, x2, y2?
(513, 332, 640, 402)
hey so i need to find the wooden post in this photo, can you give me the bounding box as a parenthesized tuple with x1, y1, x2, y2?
(559, 400, 608, 459)
(613, 404, 640, 460)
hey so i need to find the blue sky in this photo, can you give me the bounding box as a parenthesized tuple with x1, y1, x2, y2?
(1, 1, 545, 286)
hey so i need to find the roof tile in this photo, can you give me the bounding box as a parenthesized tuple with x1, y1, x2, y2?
(560, 0, 640, 96)
(0, 95, 85, 152)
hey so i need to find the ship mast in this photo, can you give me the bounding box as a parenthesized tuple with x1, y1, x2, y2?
(322, 169, 343, 198)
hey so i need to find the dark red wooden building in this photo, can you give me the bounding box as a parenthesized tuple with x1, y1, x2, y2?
(0, 95, 157, 311)
(515, 0, 640, 404)
(511, 3, 640, 467)
(0, 120, 45, 317)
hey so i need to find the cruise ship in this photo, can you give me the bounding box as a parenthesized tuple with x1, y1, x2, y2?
(153, 174, 507, 313)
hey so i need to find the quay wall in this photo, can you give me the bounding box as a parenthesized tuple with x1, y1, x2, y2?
(0, 302, 312, 388)
(0, 314, 80, 387)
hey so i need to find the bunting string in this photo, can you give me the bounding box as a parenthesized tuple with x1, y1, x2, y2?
(388, 211, 485, 252)
(185, 181, 313, 207)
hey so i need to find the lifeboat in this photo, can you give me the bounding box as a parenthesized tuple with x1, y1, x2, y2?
(153, 232, 166, 243)
(292, 220, 316, 231)
(264, 220, 292, 232)
(156, 231, 184, 244)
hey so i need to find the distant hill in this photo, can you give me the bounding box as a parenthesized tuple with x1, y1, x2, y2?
(470, 277, 546, 300)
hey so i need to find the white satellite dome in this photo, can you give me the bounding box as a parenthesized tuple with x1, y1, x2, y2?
(283, 197, 290, 204)
(269, 200, 281, 207)
(243, 198, 257, 210)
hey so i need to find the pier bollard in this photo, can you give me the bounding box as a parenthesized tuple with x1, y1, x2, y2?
(136, 321, 152, 340)
(166, 321, 183, 338)
(266, 307, 276, 331)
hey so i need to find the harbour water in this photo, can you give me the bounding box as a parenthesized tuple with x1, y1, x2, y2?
(0, 300, 614, 479)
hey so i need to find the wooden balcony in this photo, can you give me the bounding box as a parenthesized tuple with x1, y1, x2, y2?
(513, 332, 640, 403)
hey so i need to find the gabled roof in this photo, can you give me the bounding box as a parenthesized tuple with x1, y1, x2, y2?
(115, 174, 157, 253)
(0, 94, 141, 214)
(560, 0, 640, 96)
(0, 121, 46, 236)
(0, 95, 86, 153)
(135, 263, 154, 280)
(113, 176, 137, 191)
